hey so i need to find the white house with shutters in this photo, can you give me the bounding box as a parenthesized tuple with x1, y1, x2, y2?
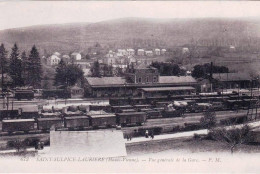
(137, 49, 145, 56)
(145, 50, 153, 57)
(47, 55, 61, 66)
(126, 49, 135, 56)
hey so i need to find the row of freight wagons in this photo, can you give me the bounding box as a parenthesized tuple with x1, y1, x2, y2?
(2, 112, 147, 133)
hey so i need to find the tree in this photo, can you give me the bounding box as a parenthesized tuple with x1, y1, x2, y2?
(102, 64, 113, 77)
(151, 62, 181, 76)
(200, 108, 217, 129)
(54, 59, 67, 86)
(7, 139, 26, 152)
(9, 43, 24, 87)
(91, 61, 100, 77)
(85, 54, 91, 60)
(28, 45, 42, 88)
(65, 64, 84, 87)
(115, 67, 124, 77)
(208, 125, 255, 154)
(54, 62, 84, 87)
(192, 63, 229, 79)
(0, 44, 8, 89)
(21, 51, 29, 85)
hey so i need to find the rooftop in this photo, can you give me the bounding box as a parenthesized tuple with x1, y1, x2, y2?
(212, 73, 252, 82)
(53, 52, 61, 56)
(116, 112, 146, 116)
(88, 110, 108, 115)
(159, 76, 197, 84)
(65, 116, 89, 120)
(3, 119, 35, 123)
(71, 52, 80, 56)
(140, 86, 195, 92)
(86, 77, 126, 86)
(86, 75, 197, 87)
(37, 118, 62, 121)
(89, 114, 116, 118)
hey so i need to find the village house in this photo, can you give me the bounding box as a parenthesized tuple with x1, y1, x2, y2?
(85, 64, 198, 98)
(106, 50, 117, 58)
(46, 54, 61, 66)
(126, 49, 135, 56)
(145, 50, 153, 57)
(154, 48, 160, 56)
(137, 49, 145, 56)
(161, 49, 166, 55)
(117, 49, 127, 57)
(182, 47, 189, 54)
(71, 52, 82, 60)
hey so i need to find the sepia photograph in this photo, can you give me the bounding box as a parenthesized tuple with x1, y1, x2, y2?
(1, 1, 260, 173)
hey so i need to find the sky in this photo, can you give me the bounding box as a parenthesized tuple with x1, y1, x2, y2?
(1, 1, 260, 30)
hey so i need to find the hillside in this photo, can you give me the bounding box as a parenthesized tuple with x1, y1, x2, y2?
(1, 17, 260, 55)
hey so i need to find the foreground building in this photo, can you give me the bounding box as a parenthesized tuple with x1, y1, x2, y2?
(85, 64, 198, 98)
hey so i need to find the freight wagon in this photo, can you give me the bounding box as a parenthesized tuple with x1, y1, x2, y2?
(116, 112, 146, 126)
(64, 116, 90, 130)
(88, 114, 116, 128)
(14, 90, 34, 100)
(2, 119, 36, 133)
(37, 118, 63, 131)
(141, 109, 162, 119)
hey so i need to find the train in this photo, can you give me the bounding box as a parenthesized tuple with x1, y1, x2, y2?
(1, 111, 147, 134)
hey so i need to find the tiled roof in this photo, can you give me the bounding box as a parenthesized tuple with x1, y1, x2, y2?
(159, 76, 197, 84)
(71, 52, 80, 56)
(86, 77, 126, 86)
(86, 76, 197, 87)
(53, 52, 61, 56)
(212, 73, 252, 82)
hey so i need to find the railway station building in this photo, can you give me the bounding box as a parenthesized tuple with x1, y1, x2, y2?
(212, 73, 258, 89)
(85, 64, 198, 98)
